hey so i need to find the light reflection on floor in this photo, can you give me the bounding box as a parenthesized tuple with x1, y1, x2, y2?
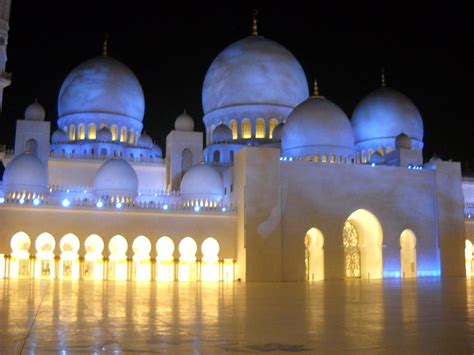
(1, 278, 473, 353)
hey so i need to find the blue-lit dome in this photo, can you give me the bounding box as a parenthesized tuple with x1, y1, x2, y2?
(138, 133, 153, 148)
(51, 129, 67, 143)
(203, 36, 308, 114)
(94, 158, 138, 200)
(3, 153, 48, 196)
(58, 56, 144, 121)
(180, 163, 224, 203)
(282, 97, 354, 159)
(351, 87, 423, 151)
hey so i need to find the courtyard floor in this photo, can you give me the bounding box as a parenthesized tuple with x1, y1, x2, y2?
(0, 278, 473, 353)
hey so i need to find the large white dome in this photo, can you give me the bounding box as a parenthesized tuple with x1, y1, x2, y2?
(58, 56, 145, 122)
(202, 36, 308, 114)
(180, 164, 224, 202)
(351, 87, 424, 150)
(282, 97, 354, 158)
(3, 153, 48, 196)
(94, 159, 138, 200)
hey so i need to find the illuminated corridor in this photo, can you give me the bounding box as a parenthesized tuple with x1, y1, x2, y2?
(1, 278, 474, 353)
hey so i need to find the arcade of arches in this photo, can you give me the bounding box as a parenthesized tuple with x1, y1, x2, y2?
(305, 209, 425, 281)
(0, 232, 234, 282)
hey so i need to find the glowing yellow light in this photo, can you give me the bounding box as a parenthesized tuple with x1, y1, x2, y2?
(201, 237, 220, 281)
(156, 236, 175, 281)
(84, 234, 105, 280)
(35, 232, 56, 279)
(466, 240, 473, 278)
(109, 235, 128, 280)
(10, 231, 31, 259)
(178, 237, 197, 281)
(0, 254, 4, 278)
(132, 236, 152, 281)
(223, 259, 234, 281)
(59, 233, 80, 280)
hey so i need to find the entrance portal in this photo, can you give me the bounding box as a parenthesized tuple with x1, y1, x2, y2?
(304, 228, 324, 281)
(400, 230, 417, 278)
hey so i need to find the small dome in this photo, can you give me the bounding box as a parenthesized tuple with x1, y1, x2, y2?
(369, 152, 385, 165)
(351, 87, 423, 150)
(3, 153, 48, 196)
(180, 163, 224, 202)
(96, 127, 112, 142)
(202, 36, 308, 114)
(272, 122, 284, 141)
(138, 132, 153, 148)
(51, 129, 67, 143)
(94, 159, 138, 200)
(212, 124, 232, 143)
(281, 97, 354, 157)
(25, 100, 46, 121)
(175, 111, 194, 131)
(58, 56, 145, 122)
(152, 144, 163, 158)
(395, 133, 412, 150)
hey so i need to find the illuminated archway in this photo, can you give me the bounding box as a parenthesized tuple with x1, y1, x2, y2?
(59, 233, 80, 279)
(343, 209, 383, 279)
(178, 237, 197, 281)
(201, 237, 220, 281)
(84, 234, 104, 280)
(35, 232, 56, 279)
(156, 236, 175, 281)
(108, 235, 128, 280)
(466, 240, 473, 277)
(400, 229, 417, 278)
(132, 236, 152, 281)
(10, 232, 31, 278)
(305, 228, 324, 281)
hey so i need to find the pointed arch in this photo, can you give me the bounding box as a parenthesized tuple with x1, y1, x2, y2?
(305, 228, 324, 281)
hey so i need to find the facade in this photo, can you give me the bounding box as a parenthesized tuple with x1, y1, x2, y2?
(0, 4, 472, 282)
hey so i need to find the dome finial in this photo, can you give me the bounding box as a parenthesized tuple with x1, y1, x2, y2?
(252, 9, 258, 36)
(312, 78, 319, 97)
(102, 33, 109, 56)
(381, 67, 386, 87)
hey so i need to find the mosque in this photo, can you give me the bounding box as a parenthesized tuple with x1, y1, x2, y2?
(0, 2, 473, 282)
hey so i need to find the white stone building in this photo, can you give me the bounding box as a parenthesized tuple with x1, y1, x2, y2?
(0, 3, 471, 282)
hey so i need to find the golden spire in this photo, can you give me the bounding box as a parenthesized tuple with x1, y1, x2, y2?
(312, 78, 319, 97)
(381, 67, 386, 87)
(252, 9, 258, 36)
(102, 33, 109, 56)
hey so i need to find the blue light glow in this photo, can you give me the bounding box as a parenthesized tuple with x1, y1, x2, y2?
(33, 198, 40, 206)
(19, 198, 25, 204)
(62, 199, 70, 207)
(0, 197, 4, 204)
(96, 200, 104, 208)
(194, 205, 200, 212)
(383, 271, 401, 278)
(417, 269, 441, 277)
(116, 202, 122, 209)
(222, 207, 227, 212)
(163, 204, 168, 210)
(371, 163, 376, 167)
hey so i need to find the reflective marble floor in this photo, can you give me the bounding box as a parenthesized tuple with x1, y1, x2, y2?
(1, 278, 474, 353)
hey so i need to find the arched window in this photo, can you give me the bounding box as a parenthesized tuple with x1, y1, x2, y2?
(377, 147, 384, 156)
(128, 128, 135, 145)
(120, 127, 127, 143)
(386, 146, 393, 154)
(361, 151, 367, 163)
(313, 155, 319, 162)
(88, 124, 96, 139)
(69, 125, 76, 141)
(242, 119, 251, 139)
(269, 118, 278, 139)
(255, 118, 265, 138)
(330, 154, 336, 163)
(213, 150, 221, 164)
(78, 124, 85, 140)
(321, 154, 327, 163)
(111, 125, 118, 141)
(230, 120, 238, 139)
(305, 155, 311, 161)
(25, 139, 38, 155)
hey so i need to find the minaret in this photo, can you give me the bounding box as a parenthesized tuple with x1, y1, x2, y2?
(0, 0, 11, 112)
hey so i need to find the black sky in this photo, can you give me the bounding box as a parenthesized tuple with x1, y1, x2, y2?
(0, 1, 472, 166)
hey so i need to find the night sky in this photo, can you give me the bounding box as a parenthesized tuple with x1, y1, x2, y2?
(0, 1, 472, 167)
